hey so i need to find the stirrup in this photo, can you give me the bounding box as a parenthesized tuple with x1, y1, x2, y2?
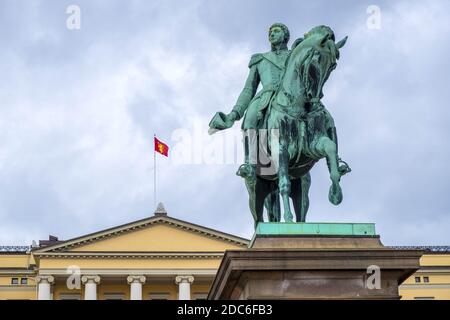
(338, 158, 351, 176)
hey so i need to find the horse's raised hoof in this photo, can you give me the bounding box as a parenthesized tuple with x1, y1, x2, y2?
(328, 181, 343, 205)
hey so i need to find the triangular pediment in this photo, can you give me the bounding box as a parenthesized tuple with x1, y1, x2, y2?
(33, 215, 248, 254)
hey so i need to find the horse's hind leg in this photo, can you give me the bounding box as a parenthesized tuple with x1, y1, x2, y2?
(316, 136, 342, 205)
(264, 182, 280, 222)
(291, 173, 311, 222)
(254, 177, 270, 228)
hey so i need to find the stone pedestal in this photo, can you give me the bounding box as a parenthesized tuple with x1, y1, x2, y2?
(208, 223, 423, 300)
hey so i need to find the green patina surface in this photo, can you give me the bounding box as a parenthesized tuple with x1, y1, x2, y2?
(209, 24, 352, 229)
(255, 222, 376, 236)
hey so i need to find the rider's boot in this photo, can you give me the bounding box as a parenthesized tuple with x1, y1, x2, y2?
(236, 132, 259, 226)
(236, 132, 257, 182)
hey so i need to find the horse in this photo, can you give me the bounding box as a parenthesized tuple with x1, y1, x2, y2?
(242, 25, 350, 226)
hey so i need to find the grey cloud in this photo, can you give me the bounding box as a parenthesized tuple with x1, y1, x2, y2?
(0, 0, 449, 246)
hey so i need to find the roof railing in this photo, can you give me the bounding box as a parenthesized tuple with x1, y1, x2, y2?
(0, 245, 31, 253)
(389, 246, 450, 252)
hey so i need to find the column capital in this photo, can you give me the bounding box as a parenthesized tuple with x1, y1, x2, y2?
(175, 275, 194, 285)
(81, 275, 101, 284)
(127, 275, 146, 284)
(36, 275, 55, 284)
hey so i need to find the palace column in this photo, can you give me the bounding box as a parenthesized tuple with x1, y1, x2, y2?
(127, 275, 146, 300)
(36, 276, 54, 300)
(81, 275, 100, 300)
(175, 275, 194, 300)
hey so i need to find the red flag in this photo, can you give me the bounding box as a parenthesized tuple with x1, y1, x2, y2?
(154, 137, 169, 157)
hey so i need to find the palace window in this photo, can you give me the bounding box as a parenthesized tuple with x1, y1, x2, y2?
(423, 276, 430, 283)
(21, 278, 28, 285)
(103, 293, 125, 300)
(193, 293, 208, 300)
(11, 278, 19, 285)
(149, 293, 170, 300)
(59, 293, 81, 300)
(415, 276, 421, 283)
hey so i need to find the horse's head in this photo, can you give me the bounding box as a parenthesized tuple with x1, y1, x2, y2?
(292, 25, 347, 103)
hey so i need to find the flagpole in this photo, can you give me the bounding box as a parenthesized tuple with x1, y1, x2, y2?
(153, 134, 156, 208)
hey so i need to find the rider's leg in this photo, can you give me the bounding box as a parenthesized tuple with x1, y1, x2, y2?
(237, 106, 258, 178)
(237, 110, 261, 227)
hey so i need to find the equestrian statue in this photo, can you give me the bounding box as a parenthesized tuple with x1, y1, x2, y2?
(209, 23, 351, 227)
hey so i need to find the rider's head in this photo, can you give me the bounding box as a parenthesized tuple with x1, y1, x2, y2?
(268, 23, 290, 49)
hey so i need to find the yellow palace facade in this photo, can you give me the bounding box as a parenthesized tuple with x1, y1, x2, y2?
(1, 204, 449, 300)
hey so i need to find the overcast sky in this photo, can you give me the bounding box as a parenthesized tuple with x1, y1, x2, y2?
(0, 0, 449, 246)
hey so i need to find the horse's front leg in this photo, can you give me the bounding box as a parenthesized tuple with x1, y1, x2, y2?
(272, 135, 294, 222)
(316, 136, 343, 205)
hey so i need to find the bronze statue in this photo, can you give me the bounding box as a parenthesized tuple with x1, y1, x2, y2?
(210, 24, 351, 227)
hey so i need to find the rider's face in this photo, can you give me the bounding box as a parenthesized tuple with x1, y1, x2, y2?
(269, 27, 285, 46)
